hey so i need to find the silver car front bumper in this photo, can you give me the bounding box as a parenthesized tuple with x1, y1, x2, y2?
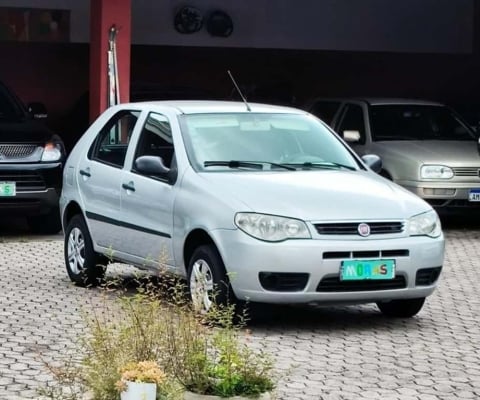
(212, 229, 445, 305)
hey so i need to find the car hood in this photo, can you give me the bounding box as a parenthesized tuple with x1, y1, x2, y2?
(0, 119, 54, 143)
(372, 140, 480, 165)
(196, 170, 430, 220)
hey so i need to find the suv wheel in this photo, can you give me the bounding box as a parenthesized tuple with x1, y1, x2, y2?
(27, 207, 62, 234)
(64, 214, 107, 286)
(187, 244, 233, 313)
(376, 297, 426, 318)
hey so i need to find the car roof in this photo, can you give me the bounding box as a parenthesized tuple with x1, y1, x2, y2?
(310, 97, 445, 107)
(123, 100, 307, 115)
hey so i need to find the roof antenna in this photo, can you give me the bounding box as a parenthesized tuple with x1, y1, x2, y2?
(227, 70, 251, 111)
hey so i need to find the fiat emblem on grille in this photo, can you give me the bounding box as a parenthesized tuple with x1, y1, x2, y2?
(358, 223, 370, 237)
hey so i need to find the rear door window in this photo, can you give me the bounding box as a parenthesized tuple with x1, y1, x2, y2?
(88, 110, 140, 168)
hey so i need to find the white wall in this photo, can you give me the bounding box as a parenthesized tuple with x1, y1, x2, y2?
(0, 0, 474, 53)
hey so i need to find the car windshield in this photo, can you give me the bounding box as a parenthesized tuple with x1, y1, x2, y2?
(369, 105, 475, 141)
(180, 112, 360, 172)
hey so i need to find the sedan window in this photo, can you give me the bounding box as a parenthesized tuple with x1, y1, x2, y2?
(180, 113, 359, 172)
(134, 112, 174, 169)
(369, 105, 475, 141)
(88, 110, 139, 168)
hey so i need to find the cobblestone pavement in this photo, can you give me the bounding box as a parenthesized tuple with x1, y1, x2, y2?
(0, 225, 480, 399)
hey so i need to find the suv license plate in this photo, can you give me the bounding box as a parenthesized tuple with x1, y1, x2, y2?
(340, 259, 395, 281)
(0, 182, 16, 196)
(469, 189, 480, 202)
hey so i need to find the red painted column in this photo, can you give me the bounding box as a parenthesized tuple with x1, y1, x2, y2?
(89, 0, 131, 123)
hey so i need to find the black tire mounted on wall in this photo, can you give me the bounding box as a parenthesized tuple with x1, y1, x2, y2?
(64, 214, 107, 286)
(187, 244, 235, 312)
(376, 297, 426, 318)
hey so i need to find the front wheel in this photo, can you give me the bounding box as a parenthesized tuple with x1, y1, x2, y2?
(187, 244, 234, 313)
(64, 214, 107, 286)
(376, 297, 426, 318)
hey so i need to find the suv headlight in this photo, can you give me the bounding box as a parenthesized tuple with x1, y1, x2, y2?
(408, 210, 442, 238)
(420, 165, 453, 179)
(41, 142, 63, 162)
(234, 213, 311, 242)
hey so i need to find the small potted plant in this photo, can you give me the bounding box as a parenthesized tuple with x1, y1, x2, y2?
(116, 360, 167, 400)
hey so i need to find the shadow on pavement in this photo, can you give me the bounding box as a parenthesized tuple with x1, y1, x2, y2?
(0, 216, 63, 240)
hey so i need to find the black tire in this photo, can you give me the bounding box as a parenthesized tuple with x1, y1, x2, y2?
(64, 214, 107, 287)
(187, 244, 235, 313)
(377, 297, 426, 318)
(27, 207, 62, 234)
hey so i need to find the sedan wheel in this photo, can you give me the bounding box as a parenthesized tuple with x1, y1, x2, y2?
(64, 214, 107, 286)
(187, 244, 232, 313)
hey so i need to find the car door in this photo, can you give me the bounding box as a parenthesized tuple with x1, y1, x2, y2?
(119, 111, 177, 270)
(335, 102, 369, 155)
(77, 109, 140, 250)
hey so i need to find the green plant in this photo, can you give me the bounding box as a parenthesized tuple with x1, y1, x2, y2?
(39, 258, 275, 399)
(166, 302, 275, 398)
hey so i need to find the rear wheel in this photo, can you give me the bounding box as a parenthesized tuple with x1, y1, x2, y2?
(27, 207, 62, 234)
(377, 297, 426, 318)
(187, 244, 234, 313)
(64, 214, 107, 286)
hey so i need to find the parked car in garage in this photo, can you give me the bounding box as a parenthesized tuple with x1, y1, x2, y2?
(306, 98, 480, 212)
(0, 81, 66, 233)
(60, 100, 444, 317)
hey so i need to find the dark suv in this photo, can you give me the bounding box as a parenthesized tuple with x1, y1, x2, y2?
(0, 81, 65, 233)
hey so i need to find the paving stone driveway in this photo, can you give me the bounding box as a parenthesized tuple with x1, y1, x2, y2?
(0, 227, 479, 400)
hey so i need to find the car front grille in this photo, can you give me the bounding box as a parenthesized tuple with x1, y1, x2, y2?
(316, 275, 407, 292)
(0, 171, 46, 191)
(0, 144, 38, 159)
(322, 249, 409, 259)
(452, 167, 480, 177)
(314, 222, 404, 235)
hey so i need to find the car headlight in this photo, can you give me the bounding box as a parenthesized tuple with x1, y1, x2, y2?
(41, 142, 63, 162)
(408, 210, 442, 238)
(420, 165, 453, 179)
(234, 212, 311, 242)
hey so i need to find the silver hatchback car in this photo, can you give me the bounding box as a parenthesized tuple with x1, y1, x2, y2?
(307, 98, 480, 212)
(60, 101, 444, 317)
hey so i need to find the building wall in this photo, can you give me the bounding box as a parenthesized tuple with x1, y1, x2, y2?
(0, 0, 474, 53)
(0, 0, 478, 148)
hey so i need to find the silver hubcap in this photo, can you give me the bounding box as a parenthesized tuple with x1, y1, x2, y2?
(67, 227, 85, 275)
(190, 259, 215, 312)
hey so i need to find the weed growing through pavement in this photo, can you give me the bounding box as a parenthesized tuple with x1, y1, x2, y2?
(39, 252, 276, 399)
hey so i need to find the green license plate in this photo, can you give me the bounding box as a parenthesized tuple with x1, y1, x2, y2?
(340, 259, 395, 281)
(0, 182, 16, 196)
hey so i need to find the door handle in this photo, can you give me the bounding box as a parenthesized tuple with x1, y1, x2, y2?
(122, 182, 135, 192)
(79, 168, 91, 177)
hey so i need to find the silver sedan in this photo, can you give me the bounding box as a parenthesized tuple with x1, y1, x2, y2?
(60, 101, 444, 317)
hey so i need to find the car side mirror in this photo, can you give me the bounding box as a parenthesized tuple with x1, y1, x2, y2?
(343, 130, 361, 143)
(27, 102, 48, 120)
(134, 155, 177, 184)
(361, 154, 382, 173)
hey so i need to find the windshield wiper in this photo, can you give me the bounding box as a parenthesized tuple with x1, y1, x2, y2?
(289, 162, 357, 171)
(204, 161, 264, 170)
(204, 161, 297, 171)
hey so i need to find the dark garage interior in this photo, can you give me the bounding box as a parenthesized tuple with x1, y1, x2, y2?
(0, 0, 479, 151)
